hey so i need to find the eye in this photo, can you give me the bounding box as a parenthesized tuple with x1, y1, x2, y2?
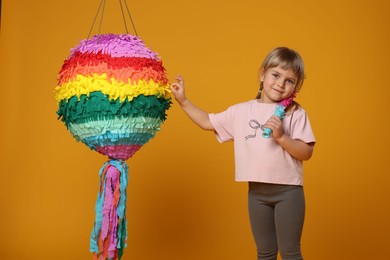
(287, 79, 295, 85)
(272, 73, 279, 78)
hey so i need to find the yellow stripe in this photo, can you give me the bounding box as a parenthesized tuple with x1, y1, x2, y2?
(54, 73, 171, 102)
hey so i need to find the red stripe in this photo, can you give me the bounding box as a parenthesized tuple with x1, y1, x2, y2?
(57, 63, 168, 85)
(58, 51, 167, 83)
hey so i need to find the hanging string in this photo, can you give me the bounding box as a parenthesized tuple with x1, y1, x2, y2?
(87, 0, 138, 38)
(97, 0, 107, 35)
(119, 0, 129, 34)
(123, 0, 138, 36)
(87, 0, 107, 38)
(87, 0, 103, 38)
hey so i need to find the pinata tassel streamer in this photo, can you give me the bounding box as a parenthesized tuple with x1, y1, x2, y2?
(262, 93, 296, 139)
(90, 159, 129, 260)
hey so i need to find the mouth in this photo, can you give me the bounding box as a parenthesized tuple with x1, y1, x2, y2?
(272, 88, 284, 94)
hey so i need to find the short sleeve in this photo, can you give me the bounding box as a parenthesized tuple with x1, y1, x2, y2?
(289, 108, 316, 144)
(209, 106, 236, 143)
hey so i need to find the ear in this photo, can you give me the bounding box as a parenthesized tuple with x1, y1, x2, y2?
(259, 67, 265, 82)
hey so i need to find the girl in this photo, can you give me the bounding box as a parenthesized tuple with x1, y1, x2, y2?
(170, 47, 315, 260)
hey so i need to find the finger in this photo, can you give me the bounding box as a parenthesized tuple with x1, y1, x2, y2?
(170, 83, 180, 91)
(266, 117, 281, 126)
(176, 75, 184, 84)
(264, 121, 278, 130)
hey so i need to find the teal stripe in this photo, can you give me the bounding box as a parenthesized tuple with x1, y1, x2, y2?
(82, 132, 154, 149)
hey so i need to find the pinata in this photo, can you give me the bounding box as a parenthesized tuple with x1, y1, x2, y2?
(54, 33, 171, 259)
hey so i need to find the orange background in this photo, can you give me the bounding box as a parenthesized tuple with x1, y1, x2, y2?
(1, 0, 389, 259)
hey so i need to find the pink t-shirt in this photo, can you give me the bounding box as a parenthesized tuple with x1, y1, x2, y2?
(209, 100, 315, 186)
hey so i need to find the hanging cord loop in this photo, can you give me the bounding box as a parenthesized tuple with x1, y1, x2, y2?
(87, 0, 106, 39)
(87, 0, 138, 39)
(123, 0, 138, 36)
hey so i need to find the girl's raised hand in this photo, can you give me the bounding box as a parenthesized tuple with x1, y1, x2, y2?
(170, 75, 187, 104)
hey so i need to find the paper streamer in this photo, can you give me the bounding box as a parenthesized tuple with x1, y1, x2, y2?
(262, 93, 295, 138)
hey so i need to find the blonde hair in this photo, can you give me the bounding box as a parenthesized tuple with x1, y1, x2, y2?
(256, 47, 305, 99)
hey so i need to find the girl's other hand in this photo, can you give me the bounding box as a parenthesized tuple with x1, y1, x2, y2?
(264, 116, 284, 140)
(170, 75, 187, 105)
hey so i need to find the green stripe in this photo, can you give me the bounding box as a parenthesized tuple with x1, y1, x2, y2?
(57, 92, 171, 127)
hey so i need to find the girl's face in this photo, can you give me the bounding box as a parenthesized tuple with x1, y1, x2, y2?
(259, 65, 298, 103)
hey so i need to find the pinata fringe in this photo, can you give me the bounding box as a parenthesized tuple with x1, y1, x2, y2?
(90, 159, 128, 260)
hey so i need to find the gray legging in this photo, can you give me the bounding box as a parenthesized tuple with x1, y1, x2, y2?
(248, 182, 305, 260)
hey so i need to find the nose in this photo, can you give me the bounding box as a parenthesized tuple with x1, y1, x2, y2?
(276, 78, 285, 88)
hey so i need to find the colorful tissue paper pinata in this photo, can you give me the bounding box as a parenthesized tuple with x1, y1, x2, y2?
(54, 33, 171, 260)
(262, 93, 295, 138)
